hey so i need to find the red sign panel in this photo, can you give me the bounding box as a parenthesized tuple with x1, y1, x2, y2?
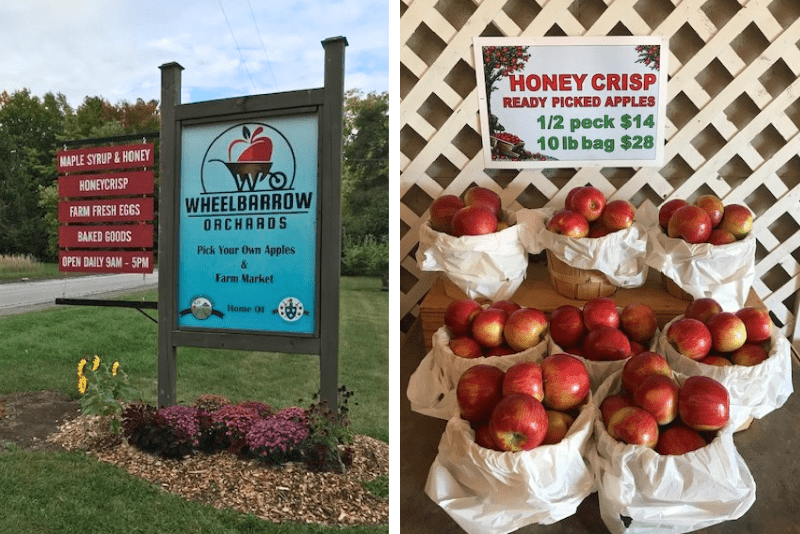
(59, 224, 154, 248)
(58, 170, 154, 198)
(57, 143, 155, 173)
(59, 198, 154, 224)
(59, 251, 154, 273)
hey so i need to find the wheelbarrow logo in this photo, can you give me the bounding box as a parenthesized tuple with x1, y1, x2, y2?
(200, 123, 297, 194)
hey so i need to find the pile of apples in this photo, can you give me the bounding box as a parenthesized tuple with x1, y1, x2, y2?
(445, 298, 547, 357)
(666, 298, 773, 366)
(658, 195, 754, 244)
(428, 186, 511, 237)
(457, 354, 591, 451)
(546, 186, 636, 238)
(600, 352, 730, 453)
(550, 297, 659, 361)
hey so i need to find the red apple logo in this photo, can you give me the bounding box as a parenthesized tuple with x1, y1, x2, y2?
(228, 126, 273, 162)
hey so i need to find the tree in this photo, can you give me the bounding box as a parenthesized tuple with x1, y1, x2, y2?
(339, 90, 388, 284)
(0, 89, 68, 259)
(481, 45, 530, 134)
(341, 89, 389, 241)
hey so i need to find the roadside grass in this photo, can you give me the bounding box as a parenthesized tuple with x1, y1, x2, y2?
(0, 275, 388, 532)
(0, 254, 63, 281)
(0, 276, 388, 442)
(0, 448, 387, 534)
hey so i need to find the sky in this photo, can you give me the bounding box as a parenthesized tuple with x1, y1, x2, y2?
(1, 0, 389, 108)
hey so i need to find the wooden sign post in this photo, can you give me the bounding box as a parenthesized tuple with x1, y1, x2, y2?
(158, 37, 347, 409)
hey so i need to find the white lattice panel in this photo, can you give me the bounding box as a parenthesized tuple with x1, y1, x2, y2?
(400, 0, 800, 350)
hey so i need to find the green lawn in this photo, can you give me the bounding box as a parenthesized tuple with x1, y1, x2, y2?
(0, 275, 388, 533)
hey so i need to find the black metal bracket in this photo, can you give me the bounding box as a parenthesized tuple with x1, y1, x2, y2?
(54, 298, 158, 324)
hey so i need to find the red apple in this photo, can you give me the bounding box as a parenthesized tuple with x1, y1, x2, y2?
(730, 343, 769, 366)
(735, 307, 772, 343)
(474, 422, 499, 450)
(502, 361, 544, 401)
(456, 364, 505, 424)
(429, 195, 465, 234)
(684, 298, 723, 324)
(706, 312, 747, 353)
(633, 374, 680, 425)
(541, 353, 591, 411)
(679, 375, 730, 431)
(488, 393, 548, 451)
(463, 186, 501, 218)
(569, 186, 606, 222)
(668, 204, 713, 243)
(549, 305, 587, 348)
(693, 194, 724, 227)
(656, 424, 708, 455)
(719, 203, 753, 239)
(588, 220, 613, 238)
(542, 410, 575, 445)
(600, 393, 635, 427)
(629, 340, 647, 356)
(582, 326, 631, 361)
(700, 354, 733, 367)
(237, 136, 273, 162)
(485, 345, 516, 357)
(503, 307, 547, 352)
(607, 406, 659, 448)
(564, 186, 582, 211)
(666, 318, 712, 360)
(471, 308, 508, 348)
(449, 336, 483, 359)
(451, 205, 498, 236)
(601, 199, 635, 231)
(707, 228, 736, 245)
(582, 297, 620, 331)
(659, 198, 689, 230)
(619, 303, 658, 344)
(489, 300, 521, 316)
(444, 299, 482, 337)
(546, 209, 590, 238)
(621, 351, 673, 395)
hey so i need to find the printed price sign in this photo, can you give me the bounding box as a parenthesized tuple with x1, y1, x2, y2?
(474, 36, 668, 168)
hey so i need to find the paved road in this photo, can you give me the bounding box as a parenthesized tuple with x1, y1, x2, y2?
(0, 271, 158, 316)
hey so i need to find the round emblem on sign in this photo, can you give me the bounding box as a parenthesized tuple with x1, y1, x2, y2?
(278, 297, 304, 322)
(190, 297, 214, 320)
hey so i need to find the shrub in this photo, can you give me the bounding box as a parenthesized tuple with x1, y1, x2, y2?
(210, 404, 265, 455)
(193, 393, 231, 412)
(246, 416, 309, 464)
(301, 386, 355, 473)
(121, 392, 359, 473)
(342, 234, 388, 279)
(157, 405, 201, 447)
(121, 403, 194, 459)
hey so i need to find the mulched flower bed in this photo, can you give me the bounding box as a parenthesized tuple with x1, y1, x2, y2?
(47, 414, 389, 526)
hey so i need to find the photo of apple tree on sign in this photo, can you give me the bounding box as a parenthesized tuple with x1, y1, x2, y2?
(474, 36, 668, 168)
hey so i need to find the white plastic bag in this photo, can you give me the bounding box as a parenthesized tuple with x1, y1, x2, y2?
(425, 402, 596, 534)
(415, 210, 528, 301)
(517, 207, 649, 288)
(645, 225, 756, 311)
(406, 326, 547, 420)
(659, 315, 793, 428)
(587, 370, 756, 534)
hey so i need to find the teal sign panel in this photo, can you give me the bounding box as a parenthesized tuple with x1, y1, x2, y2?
(178, 114, 318, 334)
